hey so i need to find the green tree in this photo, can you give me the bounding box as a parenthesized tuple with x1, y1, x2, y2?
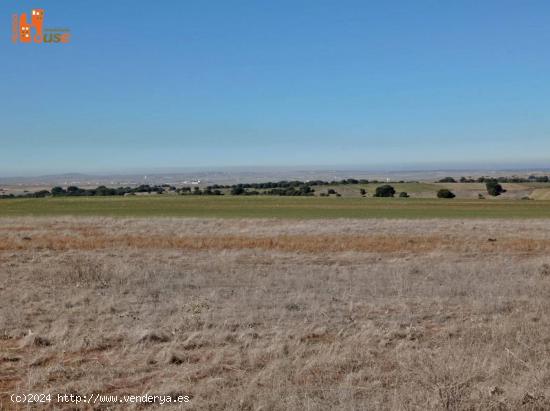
(437, 189, 456, 199)
(374, 185, 395, 197)
(486, 180, 505, 196)
(51, 186, 66, 196)
(231, 186, 245, 195)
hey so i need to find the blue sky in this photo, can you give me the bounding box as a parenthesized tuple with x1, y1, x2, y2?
(2, 0, 550, 176)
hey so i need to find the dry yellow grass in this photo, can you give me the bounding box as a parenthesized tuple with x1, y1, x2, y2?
(3, 232, 550, 256)
(2, 217, 550, 410)
(530, 188, 550, 200)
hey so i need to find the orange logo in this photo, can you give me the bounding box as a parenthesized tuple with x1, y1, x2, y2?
(12, 9, 71, 44)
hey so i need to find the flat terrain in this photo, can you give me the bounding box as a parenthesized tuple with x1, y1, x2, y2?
(315, 182, 550, 199)
(3, 181, 550, 199)
(2, 217, 550, 409)
(1, 196, 550, 219)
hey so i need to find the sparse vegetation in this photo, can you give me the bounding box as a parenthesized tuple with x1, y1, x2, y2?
(0, 179, 431, 200)
(2, 177, 550, 201)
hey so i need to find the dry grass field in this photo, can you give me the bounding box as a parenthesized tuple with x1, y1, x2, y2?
(2, 217, 550, 410)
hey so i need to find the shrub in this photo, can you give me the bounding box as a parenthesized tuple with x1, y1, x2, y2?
(486, 180, 505, 196)
(399, 192, 409, 198)
(95, 186, 116, 196)
(438, 177, 456, 183)
(360, 188, 366, 196)
(437, 189, 456, 199)
(32, 190, 50, 198)
(374, 185, 395, 197)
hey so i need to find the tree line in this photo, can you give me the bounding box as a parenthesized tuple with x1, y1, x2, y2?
(1, 179, 417, 199)
(0, 178, 513, 199)
(438, 176, 550, 183)
(0, 184, 173, 199)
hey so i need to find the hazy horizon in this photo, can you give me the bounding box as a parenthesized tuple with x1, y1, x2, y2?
(2, 161, 550, 180)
